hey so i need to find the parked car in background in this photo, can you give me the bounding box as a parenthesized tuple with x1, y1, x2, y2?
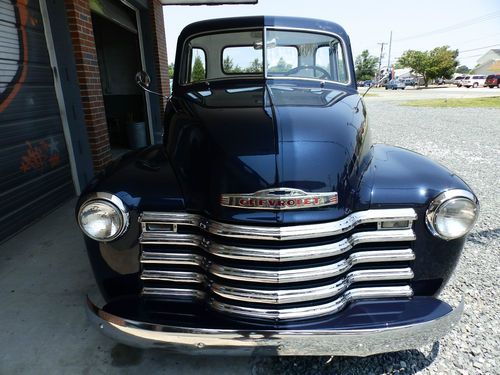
(385, 79, 406, 90)
(80, 16, 478, 357)
(403, 78, 417, 86)
(454, 76, 465, 87)
(462, 75, 486, 88)
(363, 79, 374, 87)
(484, 74, 500, 88)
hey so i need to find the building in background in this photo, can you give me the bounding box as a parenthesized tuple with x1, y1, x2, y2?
(473, 49, 500, 75)
(0, 0, 256, 241)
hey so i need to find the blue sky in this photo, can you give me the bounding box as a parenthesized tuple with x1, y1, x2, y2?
(163, 0, 500, 69)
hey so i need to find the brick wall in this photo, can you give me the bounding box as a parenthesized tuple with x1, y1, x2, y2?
(149, 0, 170, 120)
(64, 0, 111, 171)
(64, 1, 168, 170)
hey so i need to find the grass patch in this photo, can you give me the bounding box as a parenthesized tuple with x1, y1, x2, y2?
(400, 96, 500, 108)
(363, 93, 379, 97)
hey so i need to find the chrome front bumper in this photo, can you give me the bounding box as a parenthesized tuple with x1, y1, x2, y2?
(86, 296, 463, 356)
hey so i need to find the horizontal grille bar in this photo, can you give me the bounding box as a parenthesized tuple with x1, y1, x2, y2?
(141, 268, 413, 304)
(141, 248, 414, 284)
(211, 268, 413, 304)
(140, 208, 417, 241)
(209, 249, 414, 284)
(141, 270, 206, 284)
(142, 287, 206, 300)
(210, 286, 414, 320)
(140, 229, 416, 262)
(141, 252, 204, 267)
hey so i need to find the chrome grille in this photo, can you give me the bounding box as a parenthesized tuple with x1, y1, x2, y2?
(139, 208, 417, 321)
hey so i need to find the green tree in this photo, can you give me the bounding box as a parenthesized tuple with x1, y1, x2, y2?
(398, 46, 458, 87)
(354, 50, 379, 81)
(245, 58, 263, 73)
(223, 56, 242, 73)
(191, 56, 206, 82)
(456, 65, 470, 74)
(427, 46, 459, 81)
(167, 63, 174, 78)
(268, 57, 293, 73)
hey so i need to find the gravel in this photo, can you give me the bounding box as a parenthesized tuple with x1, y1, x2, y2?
(250, 98, 500, 374)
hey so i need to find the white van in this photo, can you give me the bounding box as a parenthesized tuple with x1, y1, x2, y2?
(462, 75, 486, 88)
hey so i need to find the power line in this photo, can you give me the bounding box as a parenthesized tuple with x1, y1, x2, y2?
(459, 44, 500, 53)
(458, 53, 485, 59)
(459, 32, 500, 45)
(394, 11, 500, 42)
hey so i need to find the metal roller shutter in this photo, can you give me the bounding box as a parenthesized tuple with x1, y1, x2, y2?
(0, 0, 74, 241)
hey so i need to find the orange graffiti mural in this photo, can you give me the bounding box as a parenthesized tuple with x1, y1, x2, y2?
(0, 0, 30, 114)
(20, 139, 61, 173)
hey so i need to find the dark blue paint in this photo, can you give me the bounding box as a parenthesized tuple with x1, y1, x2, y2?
(103, 296, 453, 331)
(77, 17, 476, 329)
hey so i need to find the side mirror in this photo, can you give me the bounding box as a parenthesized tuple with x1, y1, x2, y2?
(135, 71, 151, 88)
(135, 71, 168, 98)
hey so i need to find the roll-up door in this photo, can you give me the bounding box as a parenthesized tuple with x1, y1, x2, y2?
(0, 0, 74, 241)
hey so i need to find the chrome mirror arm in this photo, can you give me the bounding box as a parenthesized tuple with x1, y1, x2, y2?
(135, 71, 169, 99)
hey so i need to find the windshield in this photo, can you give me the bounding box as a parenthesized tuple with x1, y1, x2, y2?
(182, 28, 349, 85)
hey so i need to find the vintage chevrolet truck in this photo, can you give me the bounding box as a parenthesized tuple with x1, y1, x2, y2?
(78, 16, 479, 356)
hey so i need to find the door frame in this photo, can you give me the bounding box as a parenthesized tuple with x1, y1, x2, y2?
(39, 0, 81, 194)
(120, 0, 155, 144)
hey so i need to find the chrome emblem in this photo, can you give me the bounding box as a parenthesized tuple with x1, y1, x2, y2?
(220, 188, 338, 210)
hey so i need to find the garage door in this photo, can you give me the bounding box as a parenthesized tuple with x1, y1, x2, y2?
(0, 0, 74, 241)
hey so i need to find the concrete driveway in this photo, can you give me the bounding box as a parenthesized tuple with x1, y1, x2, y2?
(0, 200, 251, 374)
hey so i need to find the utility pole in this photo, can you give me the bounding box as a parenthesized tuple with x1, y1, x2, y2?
(387, 31, 393, 78)
(377, 42, 387, 85)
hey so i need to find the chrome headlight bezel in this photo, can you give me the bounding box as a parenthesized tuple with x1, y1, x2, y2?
(78, 192, 129, 242)
(426, 189, 479, 240)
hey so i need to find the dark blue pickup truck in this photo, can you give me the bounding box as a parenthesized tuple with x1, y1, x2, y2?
(77, 16, 478, 356)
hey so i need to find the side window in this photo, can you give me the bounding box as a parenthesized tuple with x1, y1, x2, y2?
(315, 46, 330, 73)
(189, 48, 206, 82)
(335, 45, 347, 83)
(267, 46, 298, 73)
(315, 43, 348, 83)
(222, 47, 263, 74)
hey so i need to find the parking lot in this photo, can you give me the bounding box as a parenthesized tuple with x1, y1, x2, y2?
(0, 88, 498, 375)
(360, 85, 500, 100)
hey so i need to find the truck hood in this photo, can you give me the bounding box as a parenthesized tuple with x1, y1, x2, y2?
(165, 82, 370, 224)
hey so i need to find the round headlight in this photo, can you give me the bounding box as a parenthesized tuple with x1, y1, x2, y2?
(426, 189, 479, 240)
(78, 193, 129, 241)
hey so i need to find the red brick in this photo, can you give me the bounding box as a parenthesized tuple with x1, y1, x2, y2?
(64, 0, 111, 172)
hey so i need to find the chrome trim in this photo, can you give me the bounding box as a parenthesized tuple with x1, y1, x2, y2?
(140, 229, 415, 262)
(141, 251, 204, 266)
(211, 286, 413, 320)
(142, 287, 206, 300)
(209, 249, 415, 284)
(178, 26, 352, 87)
(78, 192, 130, 242)
(139, 267, 413, 304)
(211, 268, 414, 304)
(140, 208, 417, 241)
(220, 188, 338, 210)
(141, 248, 414, 284)
(141, 270, 206, 284)
(425, 189, 479, 240)
(87, 296, 463, 356)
